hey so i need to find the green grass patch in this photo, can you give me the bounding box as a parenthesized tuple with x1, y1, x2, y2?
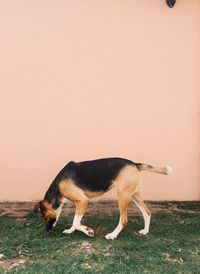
(0, 211, 200, 273)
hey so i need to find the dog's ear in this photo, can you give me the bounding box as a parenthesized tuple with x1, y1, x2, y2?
(34, 200, 42, 213)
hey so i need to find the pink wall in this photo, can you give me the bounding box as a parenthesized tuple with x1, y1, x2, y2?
(0, 1, 199, 201)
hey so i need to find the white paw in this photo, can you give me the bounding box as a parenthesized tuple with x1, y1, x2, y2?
(138, 229, 149, 235)
(63, 228, 75, 234)
(105, 233, 117, 240)
(84, 227, 94, 237)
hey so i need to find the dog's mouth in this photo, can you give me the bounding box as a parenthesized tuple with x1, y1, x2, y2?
(46, 218, 56, 231)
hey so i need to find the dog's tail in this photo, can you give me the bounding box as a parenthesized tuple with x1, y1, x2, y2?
(135, 163, 173, 175)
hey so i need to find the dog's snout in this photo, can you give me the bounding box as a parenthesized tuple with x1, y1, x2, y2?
(46, 218, 56, 231)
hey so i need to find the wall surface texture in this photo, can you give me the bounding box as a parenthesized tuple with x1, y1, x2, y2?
(0, 0, 199, 201)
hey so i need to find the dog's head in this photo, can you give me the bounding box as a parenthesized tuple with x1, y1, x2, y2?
(34, 200, 56, 231)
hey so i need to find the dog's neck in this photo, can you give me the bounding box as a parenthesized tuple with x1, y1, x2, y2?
(44, 181, 62, 209)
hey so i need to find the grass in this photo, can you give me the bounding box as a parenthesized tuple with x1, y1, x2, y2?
(0, 209, 200, 274)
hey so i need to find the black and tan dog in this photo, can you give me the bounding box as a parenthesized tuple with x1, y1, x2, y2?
(34, 157, 172, 240)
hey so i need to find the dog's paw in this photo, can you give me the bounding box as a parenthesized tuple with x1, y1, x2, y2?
(105, 232, 117, 240)
(85, 227, 94, 237)
(63, 227, 75, 234)
(138, 229, 149, 235)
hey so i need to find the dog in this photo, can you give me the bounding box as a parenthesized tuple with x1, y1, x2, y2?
(34, 157, 172, 240)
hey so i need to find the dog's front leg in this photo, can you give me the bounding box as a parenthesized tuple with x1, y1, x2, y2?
(53, 203, 64, 227)
(63, 198, 94, 237)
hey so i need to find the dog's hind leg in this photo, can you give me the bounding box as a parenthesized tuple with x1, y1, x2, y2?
(132, 192, 151, 235)
(105, 166, 140, 240)
(105, 190, 130, 240)
(63, 196, 94, 237)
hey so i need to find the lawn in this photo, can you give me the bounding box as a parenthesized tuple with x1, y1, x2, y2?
(0, 203, 200, 274)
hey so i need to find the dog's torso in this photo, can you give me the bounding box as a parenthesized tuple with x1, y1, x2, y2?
(44, 157, 136, 207)
(65, 157, 135, 191)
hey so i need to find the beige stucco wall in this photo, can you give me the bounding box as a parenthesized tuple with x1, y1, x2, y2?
(0, 0, 199, 201)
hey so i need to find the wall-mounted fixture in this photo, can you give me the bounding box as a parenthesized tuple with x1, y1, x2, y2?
(166, 0, 176, 8)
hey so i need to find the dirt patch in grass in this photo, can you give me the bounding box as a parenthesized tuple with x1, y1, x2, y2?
(70, 240, 113, 257)
(73, 241, 96, 254)
(68, 241, 113, 271)
(162, 253, 184, 264)
(0, 256, 26, 270)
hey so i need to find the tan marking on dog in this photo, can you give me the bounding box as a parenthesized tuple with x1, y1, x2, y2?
(59, 179, 87, 202)
(115, 166, 140, 195)
(41, 200, 56, 220)
(59, 179, 89, 215)
(84, 190, 105, 198)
